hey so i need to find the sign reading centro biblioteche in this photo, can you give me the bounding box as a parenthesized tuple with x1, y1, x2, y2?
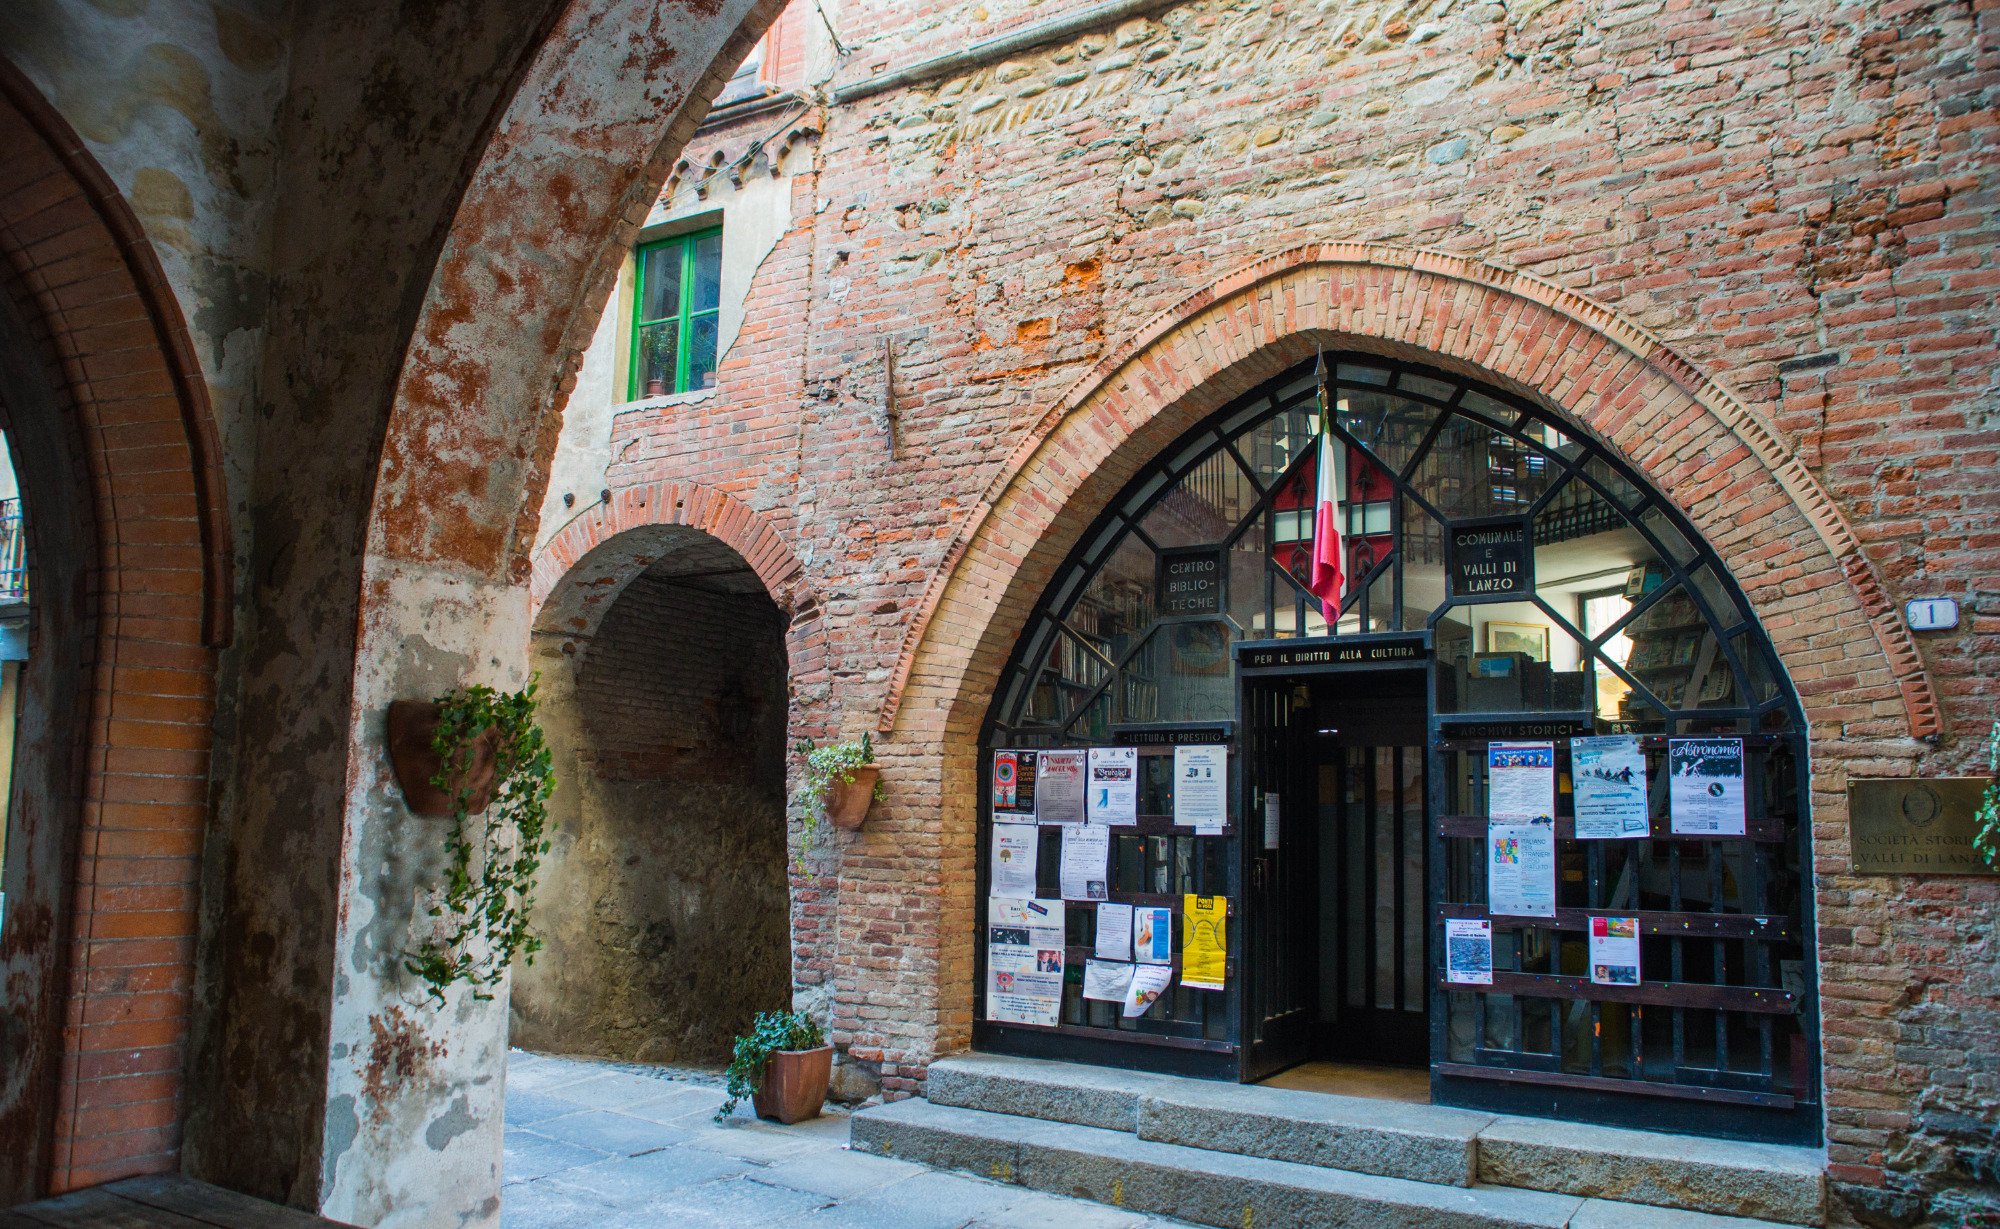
(1157, 546, 1225, 617)
(1446, 516, 1534, 599)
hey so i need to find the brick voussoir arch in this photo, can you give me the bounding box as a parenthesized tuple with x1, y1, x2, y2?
(878, 243, 1942, 743)
(530, 481, 809, 630)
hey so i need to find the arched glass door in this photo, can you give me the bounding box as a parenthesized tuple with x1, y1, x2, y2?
(979, 354, 1816, 1144)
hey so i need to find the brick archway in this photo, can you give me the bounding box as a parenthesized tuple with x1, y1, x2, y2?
(0, 64, 233, 1201)
(533, 481, 811, 631)
(878, 243, 1941, 1069)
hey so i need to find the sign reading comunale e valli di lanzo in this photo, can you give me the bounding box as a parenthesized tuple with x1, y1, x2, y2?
(1445, 515, 1534, 599)
(1847, 777, 1998, 875)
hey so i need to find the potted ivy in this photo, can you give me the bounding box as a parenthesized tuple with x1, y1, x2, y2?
(388, 680, 556, 1004)
(797, 732, 885, 839)
(716, 1009, 830, 1125)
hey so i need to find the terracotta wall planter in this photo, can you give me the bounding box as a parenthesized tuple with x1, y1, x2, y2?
(824, 765, 880, 831)
(751, 1045, 831, 1124)
(387, 700, 500, 817)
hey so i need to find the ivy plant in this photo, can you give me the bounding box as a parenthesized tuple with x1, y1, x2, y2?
(716, 1009, 826, 1122)
(794, 731, 885, 852)
(403, 679, 556, 1005)
(1974, 721, 2000, 871)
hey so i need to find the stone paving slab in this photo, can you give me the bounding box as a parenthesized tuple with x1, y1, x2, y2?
(501, 1050, 1202, 1229)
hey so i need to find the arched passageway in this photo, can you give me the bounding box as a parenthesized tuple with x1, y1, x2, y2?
(519, 527, 792, 1064)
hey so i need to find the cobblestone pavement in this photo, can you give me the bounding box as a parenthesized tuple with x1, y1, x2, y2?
(502, 1050, 1197, 1228)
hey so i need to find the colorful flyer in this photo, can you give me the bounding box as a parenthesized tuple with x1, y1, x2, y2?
(1444, 918, 1493, 985)
(990, 821, 1039, 898)
(1086, 747, 1139, 825)
(992, 749, 1038, 819)
(1572, 735, 1651, 839)
(1059, 823, 1111, 901)
(1124, 963, 1174, 1018)
(1589, 915, 1641, 986)
(986, 897, 1066, 1027)
(1094, 902, 1133, 961)
(1668, 737, 1746, 836)
(1487, 817, 1556, 917)
(1081, 958, 1136, 1003)
(1035, 749, 1087, 825)
(1173, 745, 1228, 831)
(1133, 905, 1173, 964)
(1181, 894, 1227, 990)
(1488, 741, 1556, 822)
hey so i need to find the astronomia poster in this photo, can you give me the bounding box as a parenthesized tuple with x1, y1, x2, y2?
(986, 897, 1065, 1027)
(1668, 737, 1746, 836)
(1572, 734, 1650, 839)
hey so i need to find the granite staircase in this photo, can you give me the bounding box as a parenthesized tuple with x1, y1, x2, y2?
(849, 1055, 1826, 1229)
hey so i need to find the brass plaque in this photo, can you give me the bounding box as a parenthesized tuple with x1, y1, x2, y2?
(1847, 777, 1997, 875)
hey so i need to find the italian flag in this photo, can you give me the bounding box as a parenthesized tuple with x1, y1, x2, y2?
(1309, 428, 1346, 618)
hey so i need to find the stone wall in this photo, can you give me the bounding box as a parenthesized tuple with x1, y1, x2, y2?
(538, 0, 2000, 1221)
(515, 569, 791, 1066)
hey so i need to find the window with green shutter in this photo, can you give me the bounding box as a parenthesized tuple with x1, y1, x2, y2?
(630, 227, 723, 398)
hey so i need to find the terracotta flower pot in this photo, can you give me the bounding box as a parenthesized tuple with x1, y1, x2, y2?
(645, 377, 667, 396)
(387, 700, 500, 817)
(751, 1045, 831, 1124)
(825, 765, 880, 831)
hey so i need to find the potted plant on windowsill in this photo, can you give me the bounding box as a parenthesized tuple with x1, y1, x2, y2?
(797, 732, 885, 840)
(716, 1009, 830, 1125)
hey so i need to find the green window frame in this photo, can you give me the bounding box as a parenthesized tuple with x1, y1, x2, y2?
(629, 226, 723, 398)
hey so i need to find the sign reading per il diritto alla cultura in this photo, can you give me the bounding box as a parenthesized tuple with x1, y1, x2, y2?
(1446, 516, 1533, 599)
(1848, 777, 1998, 875)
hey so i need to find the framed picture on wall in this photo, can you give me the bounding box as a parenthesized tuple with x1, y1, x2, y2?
(1486, 621, 1549, 662)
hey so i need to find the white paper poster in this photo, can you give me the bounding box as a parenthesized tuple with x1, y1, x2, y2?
(1059, 823, 1111, 901)
(1082, 958, 1136, 1002)
(1124, 963, 1175, 1018)
(1572, 735, 1651, 839)
(1174, 745, 1228, 832)
(1086, 747, 1139, 825)
(1487, 818, 1557, 918)
(1488, 741, 1556, 822)
(1094, 902, 1133, 961)
(1035, 750, 1087, 824)
(1668, 737, 1746, 836)
(1262, 793, 1281, 852)
(986, 897, 1066, 1027)
(990, 822, 1039, 898)
(1133, 905, 1173, 964)
(1589, 915, 1641, 985)
(1444, 918, 1494, 985)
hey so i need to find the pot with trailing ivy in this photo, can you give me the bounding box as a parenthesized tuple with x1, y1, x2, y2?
(716, 1009, 829, 1125)
(797, 732, 885, 838)
(387, 680, 556, 1004)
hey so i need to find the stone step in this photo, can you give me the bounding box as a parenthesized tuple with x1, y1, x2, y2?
(850, 1098, 1795, 1229)
(922, 1054, 1826, 1225)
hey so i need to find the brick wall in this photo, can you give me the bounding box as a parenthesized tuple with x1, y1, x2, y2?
(542, 0, 2000, 1216)
(513, 568, 793, 1066)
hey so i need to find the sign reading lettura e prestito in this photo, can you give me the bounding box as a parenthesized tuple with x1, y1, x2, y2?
(1446, 516, 1534, 599)
(1847, 777, 1998, 875)
(1157, 546, 1225, 617)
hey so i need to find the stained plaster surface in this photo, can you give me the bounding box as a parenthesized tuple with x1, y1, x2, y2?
(499, 1050, 1201, 1229)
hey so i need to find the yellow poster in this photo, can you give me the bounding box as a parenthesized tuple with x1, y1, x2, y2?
(1181, 894, 1227, 991)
